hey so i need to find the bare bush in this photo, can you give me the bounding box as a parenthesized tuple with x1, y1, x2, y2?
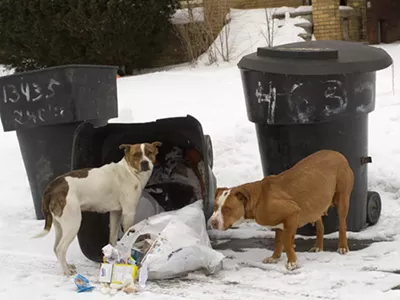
(174, 0, 232, 65)
(261, 8, 277, 47)
(212, 12, 232, 63)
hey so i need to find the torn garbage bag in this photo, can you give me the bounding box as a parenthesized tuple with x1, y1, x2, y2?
(117, 200, 224, 280)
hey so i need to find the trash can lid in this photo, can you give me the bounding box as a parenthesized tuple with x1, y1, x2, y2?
(237, 40, 393, 75)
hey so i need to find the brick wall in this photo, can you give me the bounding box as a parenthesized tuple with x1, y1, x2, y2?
(229, 0, 303, 9)
(262, 0, 303, 7)
(312, 0, 342, 40)
(347, 0, 366, 41)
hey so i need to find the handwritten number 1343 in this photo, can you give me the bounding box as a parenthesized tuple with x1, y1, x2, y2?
(3, 79, 61, 104)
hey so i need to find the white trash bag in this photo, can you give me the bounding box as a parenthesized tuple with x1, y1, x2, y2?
(134, 191, 165, 224)
(117, 200, 225, 281)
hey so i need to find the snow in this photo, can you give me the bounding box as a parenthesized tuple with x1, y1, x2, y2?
(171, 7, 204, 25)
(197, 8, 307, 66)
(275, 5, 353, 14)
(294, 5, 313, 13)
(1, 7, 400, 300)
(0, 66, 15, 76)
(274, 5, 312, 15)
(339, 5, 355, 11)
(274, 6, 296, 15)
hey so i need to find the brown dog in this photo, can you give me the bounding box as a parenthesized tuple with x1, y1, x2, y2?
(208, 150, 354, 270)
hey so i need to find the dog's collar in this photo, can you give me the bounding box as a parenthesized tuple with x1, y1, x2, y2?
(120, 158, 152, 187)
(121, 158, 140, 177)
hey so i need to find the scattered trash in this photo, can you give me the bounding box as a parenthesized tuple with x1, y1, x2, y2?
(74, 274, 94, 293)
(76, 201, 224, 295)
(138, 260, 149, 289)
(102, 244, 121, 264)
(130, 233, 157, 266)
(98, 243, 139, 294)
(99, 263, 113, 283)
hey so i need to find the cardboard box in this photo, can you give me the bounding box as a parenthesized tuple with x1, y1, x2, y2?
(112, 264, 138, 285)
(99, 263, 113, 283)
(98, 263, 138, 284)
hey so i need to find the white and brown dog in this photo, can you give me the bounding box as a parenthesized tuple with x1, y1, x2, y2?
(33, 141, 162, 276)
(208, 150, 354, 271)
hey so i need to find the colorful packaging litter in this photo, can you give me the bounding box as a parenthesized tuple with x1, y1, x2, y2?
(99, 243, 140, 294)
(111, 264, 138, 285)
(74, 274, 94, 293)
(131, 248, 145, 266)
(99, 263, 113, 283)
(130, 233, 157, 267)
(101, 244, 121, 264)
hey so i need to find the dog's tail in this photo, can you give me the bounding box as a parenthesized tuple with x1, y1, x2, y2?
(31, 191, 53, 239)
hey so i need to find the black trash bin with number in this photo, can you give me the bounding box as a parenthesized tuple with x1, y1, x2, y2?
(238, 40, 393, 235)
(0, 65, 118, 220)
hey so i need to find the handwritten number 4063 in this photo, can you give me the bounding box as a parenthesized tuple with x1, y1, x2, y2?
(2, 79, 61, 104)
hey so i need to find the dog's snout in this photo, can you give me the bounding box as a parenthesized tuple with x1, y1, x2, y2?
(140, 160, 150, 171)
(210, 219, 219, 229)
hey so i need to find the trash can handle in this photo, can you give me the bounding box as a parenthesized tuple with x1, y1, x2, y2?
(360, 156, 372, 165)
(257, 47, 339, 60)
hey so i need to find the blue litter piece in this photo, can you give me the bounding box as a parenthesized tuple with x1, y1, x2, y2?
(74, 274, 94, 293)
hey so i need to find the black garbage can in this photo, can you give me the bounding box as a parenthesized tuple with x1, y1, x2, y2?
(70, 115, 217, 262)
(0, 65, 118, 220)
(238, 40, 393, 235)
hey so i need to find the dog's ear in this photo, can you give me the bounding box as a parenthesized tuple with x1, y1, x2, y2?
(150, 141, 162, 155)
(235, 187, 251, 205)
(215, 187, 228, 199)
(119, 144, 131, 154)
(152, 141, 162, 148)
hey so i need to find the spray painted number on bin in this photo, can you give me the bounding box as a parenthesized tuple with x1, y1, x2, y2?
(13, 104, 65, 125)
(2, 78, 61, 104)
(321, 80, 347, 116)
(288, 80, 347, 123)
(255, 81, 276, 123)
(288, 83, 316, 123)
(355, 81, 374, 113)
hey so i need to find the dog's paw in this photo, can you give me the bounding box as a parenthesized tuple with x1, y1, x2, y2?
(263, 257, 280, 264)
(68, 264, 77, 270)
(63, 268, 77, 276)
(309, 247, 323, 253)
(337, 247, 349, 255)
(285, 261, 298, 271)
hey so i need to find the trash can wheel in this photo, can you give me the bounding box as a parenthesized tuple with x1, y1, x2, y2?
(205, 134, 213, 169)
(366, 191, 382, 226)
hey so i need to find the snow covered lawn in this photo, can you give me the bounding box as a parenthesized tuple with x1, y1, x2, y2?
(1, 8, 400, 300)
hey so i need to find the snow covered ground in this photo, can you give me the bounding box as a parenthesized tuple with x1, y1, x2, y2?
(197, 8, 308, 66)
(1, 8, 400, 300)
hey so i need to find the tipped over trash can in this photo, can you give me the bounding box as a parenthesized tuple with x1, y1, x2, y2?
(71, 115, 216, 262)
(0, 65, 118, 220)
(238, 40, 393, 235)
